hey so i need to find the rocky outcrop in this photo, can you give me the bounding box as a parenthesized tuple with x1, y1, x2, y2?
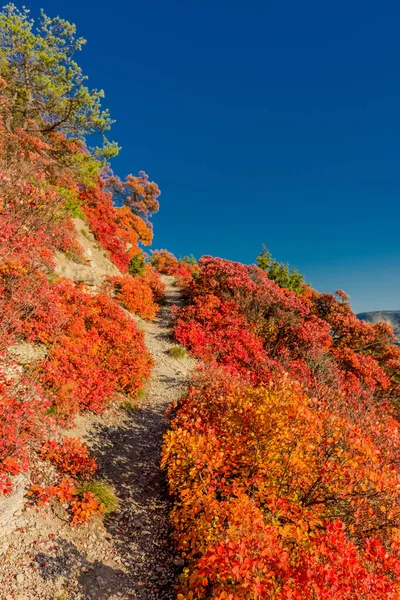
(53, 217, 121, 288)
(8, 341, 47, 366)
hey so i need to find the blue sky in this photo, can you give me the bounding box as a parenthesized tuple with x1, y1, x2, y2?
(26, 0, 400, 312)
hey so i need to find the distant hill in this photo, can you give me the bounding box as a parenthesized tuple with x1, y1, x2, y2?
(357, 311, 400, 344)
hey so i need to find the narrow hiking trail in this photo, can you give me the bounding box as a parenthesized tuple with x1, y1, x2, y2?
(0, 276, 194, 600)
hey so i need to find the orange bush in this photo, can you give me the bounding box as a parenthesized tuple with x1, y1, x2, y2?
(150, 249, 179, 274)
(71, 492, 104, 524)
(151, 249, 198, 289)
(142, 265, 166, 303)
(107, 274, 159, 320)
(29, 436, 103, 525)
(40, 437, 97, 479)
(162, 368, 400, 599)
(28, 437, 104, 524)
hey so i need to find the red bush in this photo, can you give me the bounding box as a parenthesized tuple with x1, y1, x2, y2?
(40, 437, 97, 479)
(23, 278, 154, 418)
(173, 256, 400, 404)
(0, 372, 49, 495)
(164, 255, 400, 599)
(29, 437, 103, 525)
(80, 184, 131, 272)
(80, 178, 157, 273)
(0, 63, 159, 524)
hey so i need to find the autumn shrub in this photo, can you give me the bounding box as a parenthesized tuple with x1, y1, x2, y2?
(0, 125, 85, 496)
(106, 170, 160, 225)
(29, 480, 104, 524)
(29, 477, 77, 507)
(40, 437, 97, 479)
(151, 249, 179, 273)
(0, 8, 160, 516)
(22, 278, 153, 419)
(71, 491, 105, 524)
(163, 367, 400, 599)
(80, 184, 131, 272)
(151, 249, 198, 289)
(0, 371, 49, 495)
(174, 294, 277, 383)
(173, 262, 199, 288)
(107, 274, 159, 320)
(164, 255, 400, 598)
(29, 435, 106, 525)
(174, 256, 400, 404)
(142, 264, 167, 303)
(0, 126, 80, 359)
(80, 174, 159, 273)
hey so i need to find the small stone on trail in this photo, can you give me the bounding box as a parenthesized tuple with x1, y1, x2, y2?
(16, 572, 25, 584)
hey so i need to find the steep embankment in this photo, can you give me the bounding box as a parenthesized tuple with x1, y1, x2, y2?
(0, 276, 194, 599)
(53, 217, 121, 288)
(162, 257, 400, 599)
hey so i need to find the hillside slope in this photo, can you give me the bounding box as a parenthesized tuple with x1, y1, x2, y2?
(358, 310, 400, 343)
(162, 257, 400, 599)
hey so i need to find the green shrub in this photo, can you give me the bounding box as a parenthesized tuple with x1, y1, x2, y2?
(63, 194, 84, 218)
(168, 346, 187, 359)
(122, 389, 145, 412)
(182, 254, 197, 266)
(122, 399, 140, 413)
(256, 244, 306, 295)
(129, 253, 146, 276)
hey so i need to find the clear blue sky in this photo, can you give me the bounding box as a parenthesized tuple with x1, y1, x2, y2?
(27, 0, 400, 313)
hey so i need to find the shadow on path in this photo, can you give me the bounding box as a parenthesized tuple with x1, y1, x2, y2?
(35, 538, 135, 600)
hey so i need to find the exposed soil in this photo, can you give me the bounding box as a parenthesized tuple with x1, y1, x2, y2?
(0, 275, 194, 600)
(53, 217, 121, 289)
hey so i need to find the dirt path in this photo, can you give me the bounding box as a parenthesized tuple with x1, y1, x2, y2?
(0, 276, 194, 600)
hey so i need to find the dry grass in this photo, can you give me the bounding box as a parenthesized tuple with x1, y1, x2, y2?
(168, 346, 187, 359)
